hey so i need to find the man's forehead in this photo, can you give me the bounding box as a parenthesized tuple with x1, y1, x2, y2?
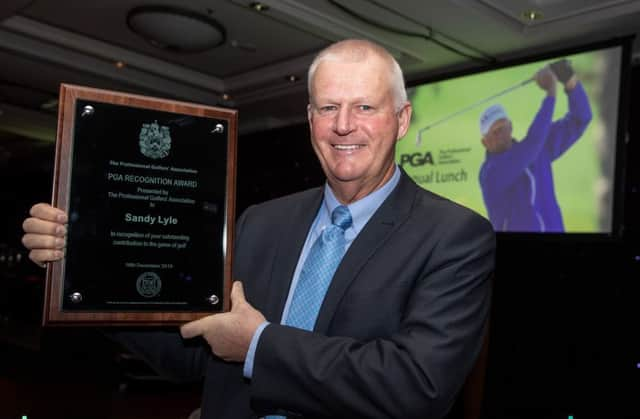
(311, 79, 390, 104)
(487, 118, 511, 134)
(312, 59, 388, 87)
(308, 54, 394, 104)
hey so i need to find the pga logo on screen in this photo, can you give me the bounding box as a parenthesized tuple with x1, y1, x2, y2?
(399, 151, 435, 167)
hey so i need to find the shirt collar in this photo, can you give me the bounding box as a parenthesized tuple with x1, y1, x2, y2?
(322, 165, 401, 234)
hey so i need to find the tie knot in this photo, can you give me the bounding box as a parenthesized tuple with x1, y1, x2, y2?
(331, 205, 352, 230)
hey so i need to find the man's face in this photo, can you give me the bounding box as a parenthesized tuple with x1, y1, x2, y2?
(482, 118, 513, 153)
(307, 56, 411, 203)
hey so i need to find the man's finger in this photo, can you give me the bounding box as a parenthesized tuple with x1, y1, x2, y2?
(22, 218, 67, 236)
(22, 233, 66, 251)
(180, 316, 210, 339)
(28, 249, 64, 266)
(29, 203, 68, 223)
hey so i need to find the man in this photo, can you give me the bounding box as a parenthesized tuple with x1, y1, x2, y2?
(479, 60, 592, 232)
(22, 39, 495, 419)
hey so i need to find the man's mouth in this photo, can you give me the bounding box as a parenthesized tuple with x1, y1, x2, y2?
(332, 144, 364, 151)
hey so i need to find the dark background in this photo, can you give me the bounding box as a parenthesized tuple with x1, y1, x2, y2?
(0, 66, 638, 418)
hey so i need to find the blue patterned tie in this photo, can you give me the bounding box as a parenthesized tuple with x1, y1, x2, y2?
(285, 205, 352, 330)
(265, 205, 352, 419)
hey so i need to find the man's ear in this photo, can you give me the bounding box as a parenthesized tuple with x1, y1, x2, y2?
(307, 103, 313, 126)
(396, 102, 412, 140)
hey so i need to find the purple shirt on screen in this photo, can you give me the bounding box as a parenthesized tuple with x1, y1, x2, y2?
(479, 82, 592, 232)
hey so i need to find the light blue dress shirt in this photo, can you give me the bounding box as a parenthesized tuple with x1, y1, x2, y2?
(243, 165, 401, 378)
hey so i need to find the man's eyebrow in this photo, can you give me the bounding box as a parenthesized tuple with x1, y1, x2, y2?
(315, 96, 374, 103)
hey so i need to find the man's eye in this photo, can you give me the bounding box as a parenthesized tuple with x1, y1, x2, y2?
(358, 105, 373, 111)
(318, 105, 337, 113)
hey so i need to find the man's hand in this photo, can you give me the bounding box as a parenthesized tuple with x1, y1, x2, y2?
(22, 203, 68, 267)
(180, 281, 266, 362)
(535, 66, 557, 97)
(549, 59, 578, 91)
(549, 59, 574, 84)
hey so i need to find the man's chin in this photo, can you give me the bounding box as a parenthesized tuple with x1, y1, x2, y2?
(329, 173, 361, 185)
(326, 163, 363, 181)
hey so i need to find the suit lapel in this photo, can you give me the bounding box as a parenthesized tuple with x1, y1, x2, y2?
(262, 189, 324, 321)
(314, 172, 418, 333)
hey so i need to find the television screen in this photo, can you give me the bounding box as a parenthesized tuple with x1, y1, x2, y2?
(397, 40, 629, 234)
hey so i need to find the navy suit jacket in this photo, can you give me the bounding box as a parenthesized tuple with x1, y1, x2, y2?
(117, 171, 495, 419)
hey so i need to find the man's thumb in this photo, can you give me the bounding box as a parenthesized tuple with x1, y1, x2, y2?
(230, 281, 245, 308)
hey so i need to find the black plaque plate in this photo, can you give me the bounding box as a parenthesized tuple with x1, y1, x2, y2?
(43, 84, 237, 325)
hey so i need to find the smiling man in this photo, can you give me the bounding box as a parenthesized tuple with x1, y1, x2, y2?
(23, 39, 495, 419)
(306, 41, 410, 204)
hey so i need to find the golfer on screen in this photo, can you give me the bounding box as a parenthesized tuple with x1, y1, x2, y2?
(479, 59, 592, 232)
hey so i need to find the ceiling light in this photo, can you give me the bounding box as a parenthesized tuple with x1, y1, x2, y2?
(250, 2, 269, 12)
(222, 93, 231, 101)
(522, 10, 543, 21)
(127, 6, 226, 53)
(285, 75, 300, 83)
(40, 99, 59, 111)
(115, 61, 126, 69)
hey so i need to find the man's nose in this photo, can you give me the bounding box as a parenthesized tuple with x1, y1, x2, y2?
(334, 107, 355, 135)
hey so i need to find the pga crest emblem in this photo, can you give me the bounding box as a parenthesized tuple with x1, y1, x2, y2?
(139, 120, 171, 159)
(136, 272, 162, 298)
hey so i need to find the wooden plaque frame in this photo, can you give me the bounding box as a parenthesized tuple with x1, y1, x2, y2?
(43, 84, 237, 326)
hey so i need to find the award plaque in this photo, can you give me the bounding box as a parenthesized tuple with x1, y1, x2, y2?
(43, 84, 237, 326)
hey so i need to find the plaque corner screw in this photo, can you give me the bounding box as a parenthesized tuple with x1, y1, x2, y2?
(81, 105, 95, 117)
(70, 292, 83, 303)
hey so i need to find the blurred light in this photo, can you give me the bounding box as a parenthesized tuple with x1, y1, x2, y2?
(522, 10, 543, 21)
(115, 61, 126, 69)
(222, 93, 231, 101)
(250, 2, 269, 12)
(636, 362, 640, 368)
(568, 416, 574, 419)
(285, 74, 300, 83)
(634, 255, 640, 261)
(40, 98, 59, 111)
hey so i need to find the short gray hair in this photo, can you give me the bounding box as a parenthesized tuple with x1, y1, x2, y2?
(307, 39, 408, 111)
